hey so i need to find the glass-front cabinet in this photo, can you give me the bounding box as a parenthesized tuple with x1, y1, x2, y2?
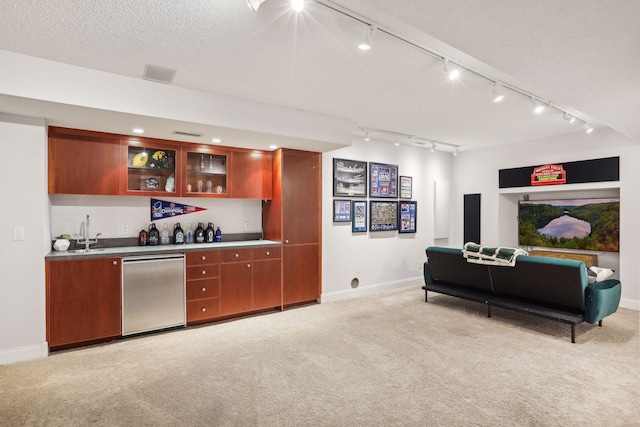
(183, 146, 230, 197)
(122, 139, 181, 196)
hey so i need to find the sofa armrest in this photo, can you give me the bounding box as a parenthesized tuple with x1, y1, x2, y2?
(423, 262, 434, 286)
(585, 279, 622, 324)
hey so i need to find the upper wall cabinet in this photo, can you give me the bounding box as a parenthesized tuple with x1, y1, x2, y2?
(181, 145, 230, 197)
(48, 128, 121, 195)
(121, 137, 182, 196)
(230, 150, 272, 199)
(48, 127, 273, 199)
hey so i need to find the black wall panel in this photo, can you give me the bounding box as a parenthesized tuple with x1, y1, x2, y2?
(464, 193, 481, 244)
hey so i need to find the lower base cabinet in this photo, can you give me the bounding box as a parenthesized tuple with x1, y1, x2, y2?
(185, 250, 220, 324)
(46, 258, 122, 348)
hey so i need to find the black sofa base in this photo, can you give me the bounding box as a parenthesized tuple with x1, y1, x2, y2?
(422, 284, 601, 343)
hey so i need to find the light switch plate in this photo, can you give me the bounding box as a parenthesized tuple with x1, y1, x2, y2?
(14, 227, 25, 241)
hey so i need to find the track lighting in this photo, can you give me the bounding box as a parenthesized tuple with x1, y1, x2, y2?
(532, 98, 544, 114)
(247, 0, 267, 12)
(563, 113, 576, 124)
(453, 147, 459, 156)
(430, 142, 436, 152)
(364, 131, 370, 141)
(358, 25, 375, 51)
(444, 59, 460, 80)
(291, 0, 303, 12)
(584, 123, 594, 134)
(492, 82, 505, 103)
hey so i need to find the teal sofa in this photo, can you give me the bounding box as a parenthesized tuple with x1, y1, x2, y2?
(422, 246, 622, 343)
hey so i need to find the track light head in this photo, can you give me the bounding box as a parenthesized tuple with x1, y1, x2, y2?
(584, 123, 594, 134)
(291, 0, 304, 12)
(493, 82, 505, 103)
(430, 142, 436, 152)
(364, 131, 370, 141)
(443, 59, 460, 80)
(532, 98, 544, 114)
(453, 147, 459, 156)
(358, 25, 376, 51)
(247, 0, 267, 12)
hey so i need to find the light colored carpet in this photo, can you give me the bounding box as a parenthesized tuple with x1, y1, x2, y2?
(1, 287, 638, 427)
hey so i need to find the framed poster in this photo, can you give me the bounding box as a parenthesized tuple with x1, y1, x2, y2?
(333, 158, 367, 197)
(352, 200, 367, 233)
(370, 200, 399, 232)
(369, 162, 398, 198)
(400, 176, 412, 199)
(333, 199, 352, 222)
(399, 201, 417, 233)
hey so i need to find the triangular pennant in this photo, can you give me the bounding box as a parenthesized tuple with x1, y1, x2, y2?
(151, 198, 207, 221)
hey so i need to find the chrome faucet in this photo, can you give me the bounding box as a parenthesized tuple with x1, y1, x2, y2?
(78, 214, 102, 250)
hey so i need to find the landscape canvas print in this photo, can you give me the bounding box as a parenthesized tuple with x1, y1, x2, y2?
(518, 198, 619, 252)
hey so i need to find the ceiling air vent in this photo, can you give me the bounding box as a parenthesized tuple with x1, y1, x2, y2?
(173, 131, 203, 138)
(143, 64, 176, 84)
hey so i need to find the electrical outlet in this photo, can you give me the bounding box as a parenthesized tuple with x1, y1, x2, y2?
(244, 222, 250, 231)
(13, 227, 25, 241)
(122, 225, 129, 235)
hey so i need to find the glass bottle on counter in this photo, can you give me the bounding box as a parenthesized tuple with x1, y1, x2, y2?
(174, 223, 184, 244)
(185, 223, 194, 244)
(148, 223, 159, 246)
(215, 226, 222, 243)
(205, 222, 215, 243)
(160, 223, 170, 245)
(194, 222, 205, 243)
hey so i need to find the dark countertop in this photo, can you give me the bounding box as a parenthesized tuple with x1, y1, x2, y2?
(45, 240, 281, 261)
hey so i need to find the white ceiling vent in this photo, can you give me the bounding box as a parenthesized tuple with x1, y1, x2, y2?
(143, 64, 176, 83)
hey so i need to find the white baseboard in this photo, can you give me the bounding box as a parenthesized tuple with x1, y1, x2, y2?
(0, 342, 48, 366)
(321, 277, 422, 303)
(619, 298, 639, 311)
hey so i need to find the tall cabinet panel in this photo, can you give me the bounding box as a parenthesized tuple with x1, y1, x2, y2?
(263, 149, 321, 306)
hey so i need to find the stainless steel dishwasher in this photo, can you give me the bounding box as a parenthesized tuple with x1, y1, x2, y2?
(122, 254, 186, 336)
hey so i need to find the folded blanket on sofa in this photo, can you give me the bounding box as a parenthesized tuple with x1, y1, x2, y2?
(462, 242, 528, 267)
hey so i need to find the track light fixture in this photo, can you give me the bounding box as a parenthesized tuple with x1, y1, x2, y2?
(563, 112, 577, 124)
(247, 0, 267, 12)
(443, 59, 460, 80)
(291, 0, 304, 12)
(453, 147, 459, 156)
(584, 123, 594, 134)
(532, 98, 544, 114)
(360, 127, 460, 154)
(492, 82, 505, 103)
(430, 142, 436, 152)
(358, 25, 376, 51)
(364, 131, 370, 141)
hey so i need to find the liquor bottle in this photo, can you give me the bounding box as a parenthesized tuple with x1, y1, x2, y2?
(160, 223, 170, 245)
(194, 222, 205, 243)
(205, 222, 215, 243)
(174, 223, 184, 244)
(208, 155, 214, 171)
(148, 223, 159, 246)
(200, 155, 205, 171)
(185, 223, 194, 244)
(138, 229, 148, 246)
(215, 226, 222, 243)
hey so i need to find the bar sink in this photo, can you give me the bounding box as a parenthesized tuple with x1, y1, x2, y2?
(68, 248, 106, 254)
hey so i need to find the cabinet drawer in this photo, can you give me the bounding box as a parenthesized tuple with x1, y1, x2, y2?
(186, 278, 220, 300)
(187, 264, 219, 280)
(251, 246, 281, 260)
(187, 298, 220, 323)
(220, 248, 252, 263)
(186, 250, 220, 266)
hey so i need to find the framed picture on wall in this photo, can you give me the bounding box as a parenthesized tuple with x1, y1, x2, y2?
(352, 200, 367, 233)
(369, 162, 398, 198)
(400, 176, 412, 199)
(333, 199, 352, 222)
(399, 201, 417, 233)
(333, 158, 367, 197)
(370, 200, 399, 232)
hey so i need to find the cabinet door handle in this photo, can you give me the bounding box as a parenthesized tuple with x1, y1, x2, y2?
(235, 253, 239, 258)
(202, 270, 206, 275)
(113, 260, 118, 265)
(266, 251, 270, 256)
(247, 264, 251, 268)
(201, 287, 206, 292)
(201, 307, 206, 312)
(201, 256, 206, 261)
(285, 239, 289, 244)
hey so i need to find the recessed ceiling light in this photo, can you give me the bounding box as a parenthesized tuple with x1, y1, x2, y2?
(211, 137, 222, 143)
(291, 0, 304, 12)
(132, 128, 144, 134)
(269, 145, 278, 150)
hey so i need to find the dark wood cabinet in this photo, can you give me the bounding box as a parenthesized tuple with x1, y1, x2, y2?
(121, 137, 182, 196)
(46, 257, 122, 348)
(219, 247, 282, 315)
(230, 150, 272, 199)
(185, 250, 220, 324)
(48, 127, 121, 195)
(181, 145, 230, 197)
(263, 149, 321, 306)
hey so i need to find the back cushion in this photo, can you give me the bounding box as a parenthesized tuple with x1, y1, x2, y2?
(489, 256, 587, 310)
(426, 247, 493, 291)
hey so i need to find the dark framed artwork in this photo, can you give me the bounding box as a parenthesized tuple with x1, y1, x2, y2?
(333, 199, 352, 222)
(333, 158, 367, 197)
(370, 200, 399, 232)
(352, 200, 367, 233)
(369, 162, 398, 198)
(399, 201, 417, 233)
(400, 176, 412, 199)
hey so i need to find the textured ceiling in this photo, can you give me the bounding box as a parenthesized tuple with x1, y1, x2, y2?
(0, 0, 638, 152)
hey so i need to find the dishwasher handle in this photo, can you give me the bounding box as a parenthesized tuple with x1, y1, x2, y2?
(122, 254, 185, 264)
